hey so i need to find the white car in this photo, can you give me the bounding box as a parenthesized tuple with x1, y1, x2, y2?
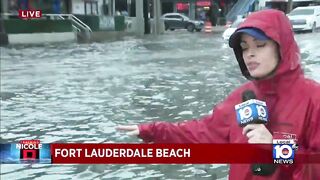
(222, 18, 245, 40)
(287, 6, 320, 32)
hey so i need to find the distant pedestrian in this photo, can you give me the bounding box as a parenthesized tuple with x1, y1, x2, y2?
(53, 0, 61, 14)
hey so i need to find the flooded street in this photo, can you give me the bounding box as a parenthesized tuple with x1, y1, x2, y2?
(1, 31, 320, 179)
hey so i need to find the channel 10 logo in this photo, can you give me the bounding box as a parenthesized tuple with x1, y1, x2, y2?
(235, 99, 268, 126)
(273, 140, 296, 164)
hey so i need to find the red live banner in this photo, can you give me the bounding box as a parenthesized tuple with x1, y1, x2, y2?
(50, 144, 320, 164)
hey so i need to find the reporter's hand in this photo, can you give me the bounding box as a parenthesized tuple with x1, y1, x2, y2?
(116, 125, 140, 136)
(242, 124, 272, 144)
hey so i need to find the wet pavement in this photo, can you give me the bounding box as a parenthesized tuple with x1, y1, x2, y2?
(1, 31, 320, 179)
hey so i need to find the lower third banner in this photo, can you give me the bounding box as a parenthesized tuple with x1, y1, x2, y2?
(50, 144, 319, 164)
(1, 143, 319, 164)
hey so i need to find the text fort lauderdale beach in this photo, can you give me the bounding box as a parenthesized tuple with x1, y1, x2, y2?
(55, 148, 191, 158)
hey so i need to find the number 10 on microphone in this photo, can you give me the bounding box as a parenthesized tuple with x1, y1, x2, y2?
(235, 99, 268, 126)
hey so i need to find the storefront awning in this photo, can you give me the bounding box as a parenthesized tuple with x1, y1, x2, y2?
(226, 0, 256, 21)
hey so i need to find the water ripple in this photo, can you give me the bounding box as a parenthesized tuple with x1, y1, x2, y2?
(1, 32, 319, 179)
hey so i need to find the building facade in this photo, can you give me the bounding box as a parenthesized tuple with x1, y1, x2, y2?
(262, 0, 320, 13)
(1, 0, 72, 14)
(161, 0, 237, 20)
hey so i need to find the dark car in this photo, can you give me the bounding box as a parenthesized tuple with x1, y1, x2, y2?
(162, 13, 204, 32)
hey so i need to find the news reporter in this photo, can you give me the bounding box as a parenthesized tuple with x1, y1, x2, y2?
(117, 9, 320, 179)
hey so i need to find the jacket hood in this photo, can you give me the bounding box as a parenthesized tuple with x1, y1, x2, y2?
(229, 9, 303, 94)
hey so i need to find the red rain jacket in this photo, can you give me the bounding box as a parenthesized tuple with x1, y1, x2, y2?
(138, 10, 320, 179)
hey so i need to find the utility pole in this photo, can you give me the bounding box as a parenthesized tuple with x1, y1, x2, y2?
(136, 0, 145, 35)
(152, 0, 161, 35)
(1, 0, 8, 14)
(287, 0, 293, 14)
(127, 0, 131, 16)
(107, 0, 115, 16)
(143, 0, 150, 34)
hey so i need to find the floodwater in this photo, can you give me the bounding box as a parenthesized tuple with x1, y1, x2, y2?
(1, 31, 319, 180)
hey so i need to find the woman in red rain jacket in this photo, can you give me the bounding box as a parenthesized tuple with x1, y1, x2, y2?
(117, 9, 320, 179)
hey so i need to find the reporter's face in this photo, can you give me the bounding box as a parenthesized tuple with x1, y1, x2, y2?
(240, 34, 279, 78)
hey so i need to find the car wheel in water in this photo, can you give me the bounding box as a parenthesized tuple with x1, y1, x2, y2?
(170, 28, 175, 31)
(312, 23, 316, 33)
(187, 24, 195, 32)
(165, 24, 169, 31)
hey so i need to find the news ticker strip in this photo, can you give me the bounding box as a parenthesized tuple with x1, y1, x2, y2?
(1, 143, 320, 164)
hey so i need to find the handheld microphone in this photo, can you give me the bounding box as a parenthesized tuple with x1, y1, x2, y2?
(235, 90, 268, 127)
(235, 90, 276, 176)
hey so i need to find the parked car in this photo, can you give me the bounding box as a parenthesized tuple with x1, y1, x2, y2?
(162, 13, 204, 32)
(287, 6, 320, 32)
(222, 18, 245, 40)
